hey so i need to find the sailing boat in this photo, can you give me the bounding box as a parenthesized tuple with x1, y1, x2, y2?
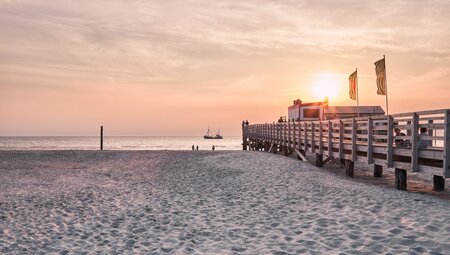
(204, 127, 223, 139)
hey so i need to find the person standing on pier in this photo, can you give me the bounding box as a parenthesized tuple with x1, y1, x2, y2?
(418, 127, 430, 149)
(394, 128, 411, 148)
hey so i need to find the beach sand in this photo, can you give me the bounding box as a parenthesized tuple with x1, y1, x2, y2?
(1, 150, 449, 254)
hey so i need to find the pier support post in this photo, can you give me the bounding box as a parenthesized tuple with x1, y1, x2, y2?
(373, 165, 383, 178)
(264, 142, 270, 152)
(395, 168, 407, 190)
(100, 126, 103, 150)
(315, 154, 323, 167)
(283, 146, 289, 156)
(433, 175, 445, 191)
(340, 158, 346, 166)
(345, 160, 354, 177)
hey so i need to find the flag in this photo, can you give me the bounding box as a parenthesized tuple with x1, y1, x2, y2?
(348, 70, 357, 100)
(374, 58, 386, 95)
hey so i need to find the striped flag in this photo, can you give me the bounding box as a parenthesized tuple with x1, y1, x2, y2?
(374, 58, 386, 95)
(349, 70, 357, 100)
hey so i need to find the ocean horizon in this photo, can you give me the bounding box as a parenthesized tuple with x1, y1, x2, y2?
(0, 136, 242, 151)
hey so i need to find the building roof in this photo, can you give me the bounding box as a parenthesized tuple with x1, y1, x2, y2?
(288, 101, 324, 110)
(325, 106, 385, 114)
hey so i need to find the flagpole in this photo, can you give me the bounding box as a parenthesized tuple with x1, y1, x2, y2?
(356, 68, 360, 117)
(384, 54, 389, 115)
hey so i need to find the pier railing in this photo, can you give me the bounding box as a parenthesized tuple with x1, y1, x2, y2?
(243, 109, 450, 190)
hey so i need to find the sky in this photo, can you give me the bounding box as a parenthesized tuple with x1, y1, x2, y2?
(0, 0, 449, 136)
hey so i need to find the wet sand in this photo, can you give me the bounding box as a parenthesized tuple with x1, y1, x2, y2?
(1, 150, 449, 254)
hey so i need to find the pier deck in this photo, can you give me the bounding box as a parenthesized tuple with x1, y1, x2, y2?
(243, 109, 450, 190)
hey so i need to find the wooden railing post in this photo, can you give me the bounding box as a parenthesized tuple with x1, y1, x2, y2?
(268, 124, 271, 144)
(279, 123, 281, 146)
(297, 122, 301, 150)
(274, 123, 276, 144)
(303, 122, 308, 152)
(339, 120, 344, 160)
(319, 121, 323, 155)
(311, 121, 315, 153)
(411, 113, 419, 172)
(260, 124, 262, 140)
(387, 116, 394, 168)
(428, 119, 434, 147)
(271, 123, 274, 144)
(367, 117, 373, 164)
(293, 122, 296, 151)
(288, 121, 291, 149)
(328, 121, 333, 158)
(444, 110, 450, 178)
(259, 124, 261, 140)
(276, 123, 279, 145)
(242, 123, 247, 151)
(279, 123, 282, 147)
(351, 119, 357, 162)
(280, 123, 284, 154)
(407, 120, 412, 136)
(281, 122, 284, 147)
(264, 123, 267, 140)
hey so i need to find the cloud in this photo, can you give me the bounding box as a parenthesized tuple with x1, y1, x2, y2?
(1, 0, 449, 135)
(2, 0, 449, 79)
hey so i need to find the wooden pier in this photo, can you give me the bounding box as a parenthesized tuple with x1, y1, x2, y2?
(242, 109, 450, 191)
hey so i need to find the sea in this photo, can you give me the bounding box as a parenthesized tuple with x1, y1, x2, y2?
(0, 136, 242, 151)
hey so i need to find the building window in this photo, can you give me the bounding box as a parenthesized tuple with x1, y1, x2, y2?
(303, 109, 321, 118)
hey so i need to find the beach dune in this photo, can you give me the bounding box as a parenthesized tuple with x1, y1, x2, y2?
(1, 151, 449, 254)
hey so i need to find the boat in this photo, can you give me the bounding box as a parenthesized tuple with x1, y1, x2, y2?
(204, 128, 223, 139)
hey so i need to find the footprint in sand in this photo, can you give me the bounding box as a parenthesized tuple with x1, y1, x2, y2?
(389, 228, 402, 234)
(424, 224, 439, 232)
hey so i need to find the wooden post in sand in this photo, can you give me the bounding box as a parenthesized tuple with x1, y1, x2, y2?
(345, 160, 354, 177)
(100, 126, 103, 150)
(395, 168, 407, 190)
(433, 176, 445, 191)
(374, 165, 383, 178)
(315, 154, 323, 167)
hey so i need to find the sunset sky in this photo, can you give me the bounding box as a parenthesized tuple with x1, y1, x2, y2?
(1, 0, 449, 136)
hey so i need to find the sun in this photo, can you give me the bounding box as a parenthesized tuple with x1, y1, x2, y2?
(310, 72, 341, 100)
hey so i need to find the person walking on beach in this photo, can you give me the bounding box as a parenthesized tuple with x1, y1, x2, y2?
(192, 145, 195, 151)
(196, 145, 199, 150)
(212, 145, 215, 151)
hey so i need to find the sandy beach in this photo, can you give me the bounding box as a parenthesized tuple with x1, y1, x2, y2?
(1, 150, 449, 254)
